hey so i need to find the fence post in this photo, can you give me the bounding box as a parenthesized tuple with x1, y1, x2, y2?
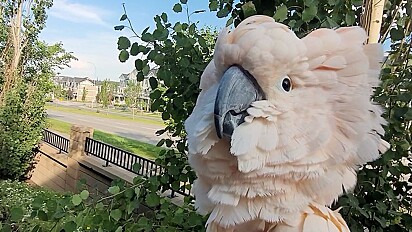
(65, 125, 94, 192)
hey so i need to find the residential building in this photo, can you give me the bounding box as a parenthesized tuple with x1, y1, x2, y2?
(117, 68, 156, 107)
(54, 76, 99, 102)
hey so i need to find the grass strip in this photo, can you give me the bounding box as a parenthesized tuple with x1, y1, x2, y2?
(46, 118, 162, 160)
(46, 104, 164, 126)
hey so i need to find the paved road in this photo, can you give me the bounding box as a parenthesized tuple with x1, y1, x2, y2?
(47, 109, 166, 145)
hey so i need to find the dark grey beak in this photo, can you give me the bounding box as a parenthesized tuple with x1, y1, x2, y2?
(214, 65, 265, 139)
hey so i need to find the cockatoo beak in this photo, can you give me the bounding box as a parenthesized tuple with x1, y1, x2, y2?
(214, 65, 265, 139)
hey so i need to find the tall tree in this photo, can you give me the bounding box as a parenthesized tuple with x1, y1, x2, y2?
(81, 87, 87, 102)
(124, 80, 142, 112)
(0, 0, 75, 179)
(99, 80, 111, 108)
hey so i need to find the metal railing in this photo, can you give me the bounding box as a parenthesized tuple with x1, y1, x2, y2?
(84, 137, 192, 197)
(85, 137, 163, 177)
(42, 129, 70, 153)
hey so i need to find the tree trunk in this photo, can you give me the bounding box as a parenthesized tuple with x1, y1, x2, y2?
(0, 0, 26, 104)
(361, 0, 385, 43)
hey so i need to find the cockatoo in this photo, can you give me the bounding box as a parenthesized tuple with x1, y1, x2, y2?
(185, 15, 389, 232)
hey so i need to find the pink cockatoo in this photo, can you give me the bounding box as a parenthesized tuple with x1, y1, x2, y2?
(185, 15, 389, 232)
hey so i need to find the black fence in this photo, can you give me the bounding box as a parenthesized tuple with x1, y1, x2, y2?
(40, 131, 191, 197)
(84, 137, 192, 197)
(42, 129, 70, 153)
(85, 137, 163, 177)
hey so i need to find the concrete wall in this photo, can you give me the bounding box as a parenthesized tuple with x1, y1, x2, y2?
(30, 125, 117, 195)
(30, 125, 182, 206)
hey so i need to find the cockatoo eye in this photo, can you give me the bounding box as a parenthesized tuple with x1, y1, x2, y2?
(281, 76, 292, 92)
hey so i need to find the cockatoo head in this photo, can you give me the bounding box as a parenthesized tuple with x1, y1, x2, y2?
(185, 15, 389, 230)
(213, 17, 306, 140)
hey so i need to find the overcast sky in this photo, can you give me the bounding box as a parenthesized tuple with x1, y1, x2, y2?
(40, 0, 227, 81)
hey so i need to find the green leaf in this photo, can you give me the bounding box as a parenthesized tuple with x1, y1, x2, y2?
(162, 112, 170, 120)
(226, 17, 234, 27)
(150, 90, 161, 99)
(145, 192, 160, 207)
(141, 33, 154, 42)
(180, 0, 187, 4)
(241, 2, 257, 18)
(345, 12, 355, 25)
(2, 224, 12, 232)
(114, 25, 125, 31)
(142, 26, 150, 34)
(117, 36, 131, 50)
(32, 196, 43, 209)
(119, 50, 129, 63)
(126, 200, 139, 214)
(149, 77, 158, 89)
(130, 43, 139, 56)
(120, 14, 127, 21)
(133, 163, 141, 172)
(137, 72, 144, 81)
(273, 5, 288, 22)
(153, 28, 169, 40)
(96, 202, 104, 210)
(63, 221, 77, 232)
(108, 186, 120, 195)
(302, 6, 317, 22)
(136, 217, 151, 230)
(142, 65, 150, 76)
(188, 24, 196, 35)
(135, 59, 144, 71)
(173, 3, 182, 13)
(304, 0, 315, 6)
(92, 215, 103, 224)
(115, 226, 123, 232)
(326, 17, 339, 28)
(161, 12, 168, 22)
(217, 7, 229, 18)
(390, 28, 404, 41)
(10, 207, 23, 221)
(110, 209, 122, 221)
(174, 22, 182, 32)
(71, 194, 82, 206)
(37, 210, 48, 221)
(80, 190, 89, 200)
(209, 0, 218, 11)
(178, 57, 190, 67)
(404, 109, 412, 120)
(53, 211, 66, 219)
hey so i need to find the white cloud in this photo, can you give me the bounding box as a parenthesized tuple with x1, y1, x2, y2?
(50, 0, 110, 26)
(50, 31, 137, 81)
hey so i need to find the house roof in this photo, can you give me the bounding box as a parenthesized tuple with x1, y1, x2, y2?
(54, 76, 91, 84)
(118, 73, 129, 80)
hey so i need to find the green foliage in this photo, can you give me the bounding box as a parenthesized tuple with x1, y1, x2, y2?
(115, 1, 218, 205)
(0, 42, 74, 179)
(0, 1, 75, 180)
(115, 1, 412, 231)
(81, 87, 88, 102)
(208, 0, 363, 35)
(98, 80, 115, 107)
(0, 79, 48, 179)
(124, 80, 143, 109)
(337, 3, 412, 231)
(0, 180, 66, 231)
(1, 178, 206, 232)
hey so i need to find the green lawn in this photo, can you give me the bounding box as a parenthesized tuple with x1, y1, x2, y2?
(46, 104, 164, 126)
(46, 118, 163, 160)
